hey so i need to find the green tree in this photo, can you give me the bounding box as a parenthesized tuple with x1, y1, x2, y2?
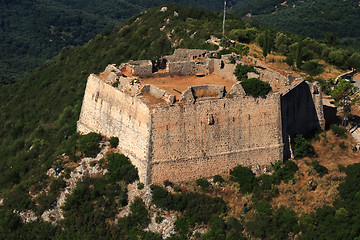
(293, 134, 316, 159)
(302, 60, 324, 77)
(230, 165, 256, 193)
(348, 53, 360, 70)
(262, 30, 272, 61)
(241, 78, 272, 97)
(325, 32, 339, 47)
(229, 43, 249, 58)
(331, 79, 360, 125)
(328, 49, 347, 67)
(233, 63, 257, 81)
(109, 136, 119, 148)
(274, 32, 291, 55)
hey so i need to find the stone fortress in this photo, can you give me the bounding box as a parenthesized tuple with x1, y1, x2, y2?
(77, 49, 325, 185)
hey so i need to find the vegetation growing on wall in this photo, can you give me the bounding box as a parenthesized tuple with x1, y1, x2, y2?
(241, 78, 272, 97)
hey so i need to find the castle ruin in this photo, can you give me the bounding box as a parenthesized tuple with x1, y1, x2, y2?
(77, 49, 324, 184)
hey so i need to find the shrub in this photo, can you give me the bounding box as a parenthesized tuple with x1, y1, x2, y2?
(213, 175, 225, 184)
(241, 78, 272, 97)
(36, 192, 57, 214)
(109, 136, 119, 148)
(228, 56, 236, 64)
(129, 198, 150, 229)
(293, 134, 316, 159)
(155, 215, 164, 224)
(339, 141, 347, 150)
(150, 185, 226, 224)
(105, 153, 138, 184)
(230, 165, 257, 194)
(78, 132, 102, 157)
(233, 63, 258, 81)
(163, 180, 173, 187)
(309, 160, 329, 177)
(253, 201, 272, 216)
(302, 60, 324, 77)
(49, 178, 66, 194)
(272, 160, 299, 184)
(196, 178, 211, 190)
(319, 79, 334, 95)
(112, 81, 119, 87)
(330, 124, 347, 139)
(151, 185, 174, 209)
(137, 183, 144, 190)
(3, 185, 33, 211)
(217, 49, 231, 59)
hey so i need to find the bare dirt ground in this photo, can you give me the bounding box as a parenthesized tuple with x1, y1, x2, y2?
(140, 74, 235, 98)
(272, 130, 360, 214)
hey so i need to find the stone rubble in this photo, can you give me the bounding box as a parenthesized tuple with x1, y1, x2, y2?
(116, 181, 178, 238)
(15, 209, 38, 223)
(40, 141, 109, 224)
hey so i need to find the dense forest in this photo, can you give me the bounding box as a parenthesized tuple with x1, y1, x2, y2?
(233, 0, 360, 49)
(0, 0, 240, 85)
(1, 4, 360, 239)
(3, 0, 360, 85)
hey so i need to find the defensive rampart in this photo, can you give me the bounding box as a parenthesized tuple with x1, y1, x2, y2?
(77, 74, 152, 182)
(149, 94, 283, 183)
(77, 49, 325, 184)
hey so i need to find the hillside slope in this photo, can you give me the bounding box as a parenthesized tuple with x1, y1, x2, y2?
(0, 0, 239, 85)
(233, 0, 360, 48)
(0, 4, 231, 199)
(1, 4, 360, 239)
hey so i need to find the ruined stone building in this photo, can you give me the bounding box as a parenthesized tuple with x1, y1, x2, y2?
(77, 49, 324, 184)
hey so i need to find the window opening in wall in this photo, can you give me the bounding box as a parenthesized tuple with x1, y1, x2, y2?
(221, 60, 225, 69)
(152, 58, 168, 73)
(208, 114, 214, 125)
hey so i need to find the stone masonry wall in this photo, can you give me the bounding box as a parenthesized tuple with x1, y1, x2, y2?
(168, 61, 196, 76)
(148, 93, 284, 183)
(131, 60, 153, 78)
(281, 81, 325, 159)
(211, 59, 237, 82)
(77, 74, 152, 183)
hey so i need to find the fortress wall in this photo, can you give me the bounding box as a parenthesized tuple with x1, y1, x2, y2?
(148, 94, 283, 183)
(281, 81, 325, 159)
(256, 67, 289, 89)
(194, 63, 209, 74)
(211, 59, 237, 82)
(132, 63, 153, 78)
(77, 74, 152, 183)
(173, 49, 208, 60)
(168, 61, 195, 76)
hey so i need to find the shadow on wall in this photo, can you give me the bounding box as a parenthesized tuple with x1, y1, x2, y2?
(323, 105, 339, 129)
(281, 81, 322, 160)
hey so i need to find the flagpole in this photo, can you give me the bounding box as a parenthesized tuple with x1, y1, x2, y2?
(222, 0, 227, 38)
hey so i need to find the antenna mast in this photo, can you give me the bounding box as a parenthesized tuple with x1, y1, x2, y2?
(222, 0, 227, 38)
